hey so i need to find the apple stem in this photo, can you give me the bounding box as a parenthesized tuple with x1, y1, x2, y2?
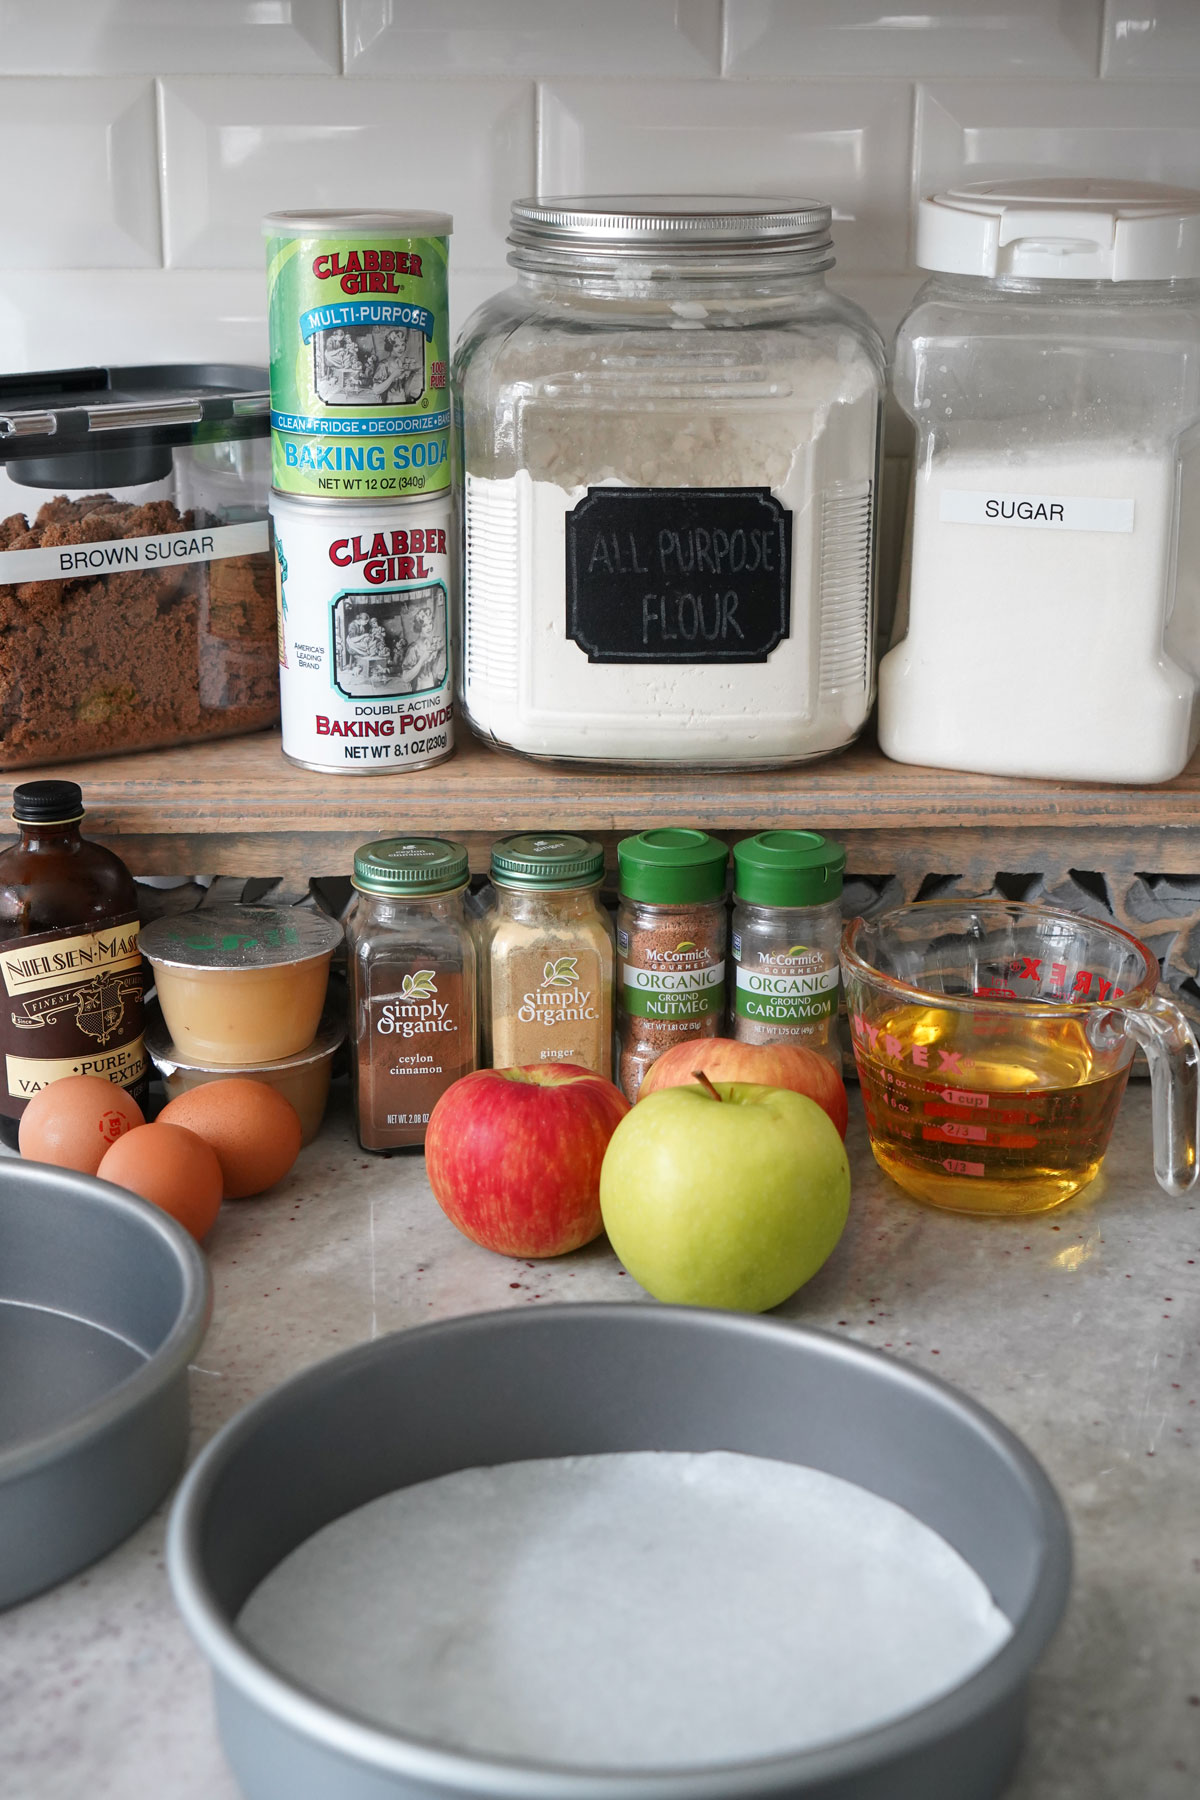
(692, 1070, 723, 1103)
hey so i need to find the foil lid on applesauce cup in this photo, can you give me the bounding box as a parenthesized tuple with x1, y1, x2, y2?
(139, 906, 344, 971)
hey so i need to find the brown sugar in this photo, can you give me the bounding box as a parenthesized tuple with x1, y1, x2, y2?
(0, 494, 278, 769)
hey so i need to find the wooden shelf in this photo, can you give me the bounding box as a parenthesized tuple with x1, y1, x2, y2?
(14, 727, 1200, 881)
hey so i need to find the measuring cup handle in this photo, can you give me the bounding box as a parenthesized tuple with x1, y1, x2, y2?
(1118, 994, 1200, 1196)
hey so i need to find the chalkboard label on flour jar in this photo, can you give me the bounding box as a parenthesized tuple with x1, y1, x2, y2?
(565, 487, 792, 663)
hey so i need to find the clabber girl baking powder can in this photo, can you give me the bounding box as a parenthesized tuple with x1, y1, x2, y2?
(264, 209, 451, 501)
(269, 490, 454, 774)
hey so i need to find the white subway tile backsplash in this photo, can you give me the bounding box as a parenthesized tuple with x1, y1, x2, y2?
(916, 79, 1200, 204)
(724, 1, 1102, 80)
(0, 79, 160, 269)
(1103, 3, 1200, 77)
(0, 271, 268, 372)
(160, 77, 535, 269)
(539, 80, 914, 274)
(343, 0, 721, 76)
(0, 1, 340, 76)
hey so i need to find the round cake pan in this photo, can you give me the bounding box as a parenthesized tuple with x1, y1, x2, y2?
(0, 1157, 211, 1610)
(169, 1305, 1070, 1800)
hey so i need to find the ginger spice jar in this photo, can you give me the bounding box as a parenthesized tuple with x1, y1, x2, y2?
(345, 837, 477, 1151)
(481, 833, 614, 1078)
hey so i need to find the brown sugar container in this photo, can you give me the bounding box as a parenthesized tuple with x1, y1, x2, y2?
(616, 829, 728, 1102)
(0, 779, 146, 1148)
(0, 364, 277, 771)
(345, 837, 477, 1151)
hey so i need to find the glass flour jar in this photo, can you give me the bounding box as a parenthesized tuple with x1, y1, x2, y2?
(455, 195, 885, 767)
(880, 179, 1200, 784)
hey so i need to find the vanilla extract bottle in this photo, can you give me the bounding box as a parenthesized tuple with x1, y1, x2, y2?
(0, 781, 147, 1147)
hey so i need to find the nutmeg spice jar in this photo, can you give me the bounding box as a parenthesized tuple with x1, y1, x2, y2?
(345, 837, 477, 1151)
(616, 829, 729, 1102)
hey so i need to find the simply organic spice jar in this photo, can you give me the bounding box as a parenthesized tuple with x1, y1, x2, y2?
(345, 837, 477, 1151)
(731, 830, 845, 1067)
(482, 834, 614, 1078)
(616, 829, 728, 1101)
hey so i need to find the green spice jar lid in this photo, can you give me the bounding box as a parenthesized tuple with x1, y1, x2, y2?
(617, 829, 728, 904)
(353, 837, 469, 895)
(490, 833, 605, 889)
(732, 830, 845, 907)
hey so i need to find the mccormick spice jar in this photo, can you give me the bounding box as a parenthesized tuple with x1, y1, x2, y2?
(616, 829, 728, 1101)
(482, 834, 614, 1078)
(731, 831, 845, 1068)
(0, 780, 146, 1147)
(345, 837, 477, 1150)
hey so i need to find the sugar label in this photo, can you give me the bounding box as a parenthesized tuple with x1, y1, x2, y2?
(938, 491, 1135, 533)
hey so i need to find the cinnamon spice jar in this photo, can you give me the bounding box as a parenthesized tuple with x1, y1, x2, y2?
(345, 837, 477, 1150)
(615, 829, 728, 1101)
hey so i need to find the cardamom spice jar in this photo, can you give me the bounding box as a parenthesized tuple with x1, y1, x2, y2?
(482, 833, 614, 1077)
(616, 829, 729, 1102)
(731, 830, 845, 1067)
(345, 837, 477, 1151)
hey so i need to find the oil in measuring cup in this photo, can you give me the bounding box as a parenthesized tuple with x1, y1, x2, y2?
(851, 1003, 1130, 1216)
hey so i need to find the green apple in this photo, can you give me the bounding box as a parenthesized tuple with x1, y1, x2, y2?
(599, 1081, 850, 1312)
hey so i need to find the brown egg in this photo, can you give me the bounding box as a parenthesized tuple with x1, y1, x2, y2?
(19, 1075, 144, 1174)
(158, 1078, 302, 1200)
(97, 1123, 223, 1241)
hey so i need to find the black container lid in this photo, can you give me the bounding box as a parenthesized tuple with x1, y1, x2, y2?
(12, 781, 84, 825)
(0, 364, 269, 489)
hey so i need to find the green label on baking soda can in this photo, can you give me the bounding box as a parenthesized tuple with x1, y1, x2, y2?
(264, 209, 451, 501)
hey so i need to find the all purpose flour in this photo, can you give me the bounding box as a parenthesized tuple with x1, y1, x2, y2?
(879, 446, 1200, 783)
(462, 354, 880, 765)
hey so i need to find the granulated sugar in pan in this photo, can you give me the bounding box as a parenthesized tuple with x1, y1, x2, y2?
(238, 1450, 1012, 1770)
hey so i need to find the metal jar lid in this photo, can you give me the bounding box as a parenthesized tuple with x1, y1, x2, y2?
(140, 906, 343, 971)
(262, 209, 453, 239)
(490, 833, 605, 890)
(507, 194, 835, 275)
(353, 837, 469, 896)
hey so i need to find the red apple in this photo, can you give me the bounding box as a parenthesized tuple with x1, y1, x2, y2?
(425, 1063, 631, 1257)
(638, 1037, 848, 1139)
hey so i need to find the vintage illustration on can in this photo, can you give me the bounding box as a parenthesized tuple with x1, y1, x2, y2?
(332, 584, 448, 700)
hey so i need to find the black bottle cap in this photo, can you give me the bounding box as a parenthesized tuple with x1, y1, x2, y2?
(12, 780, 84, 825)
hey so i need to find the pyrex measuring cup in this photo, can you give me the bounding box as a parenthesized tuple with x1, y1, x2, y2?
(841, 901, 1199, 1215)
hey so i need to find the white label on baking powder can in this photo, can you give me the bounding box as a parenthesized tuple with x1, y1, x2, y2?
(938, 490, 1135, 533)
(269, 490, 454, 773)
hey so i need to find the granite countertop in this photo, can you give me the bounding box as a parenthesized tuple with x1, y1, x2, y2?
(0, 1082, 1197, 1800)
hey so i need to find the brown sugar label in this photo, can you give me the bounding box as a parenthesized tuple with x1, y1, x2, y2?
(0, 914, 145, 1111)
(0, 521, 268, 585)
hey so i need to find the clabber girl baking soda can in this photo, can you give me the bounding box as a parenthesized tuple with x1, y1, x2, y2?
(270, 491, 454, 774)
(264, 209, 451, 501)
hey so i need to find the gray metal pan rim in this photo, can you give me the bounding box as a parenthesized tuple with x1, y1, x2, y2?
(0, 1160, 210, 1483)
(168, 1303, 1071, 1800)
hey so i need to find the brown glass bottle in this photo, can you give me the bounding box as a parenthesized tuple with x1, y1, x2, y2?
(0, 780, 147, 1147)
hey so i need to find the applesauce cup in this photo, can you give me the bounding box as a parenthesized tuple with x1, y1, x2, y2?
(140, 907, 344, 1066)
(841, 901, 1199, 1216)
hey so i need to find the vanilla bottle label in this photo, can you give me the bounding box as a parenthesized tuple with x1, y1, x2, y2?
(0, 913, 146, 1115)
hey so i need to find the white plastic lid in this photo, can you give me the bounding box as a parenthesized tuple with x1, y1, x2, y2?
(917, 178, 1200, 282)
